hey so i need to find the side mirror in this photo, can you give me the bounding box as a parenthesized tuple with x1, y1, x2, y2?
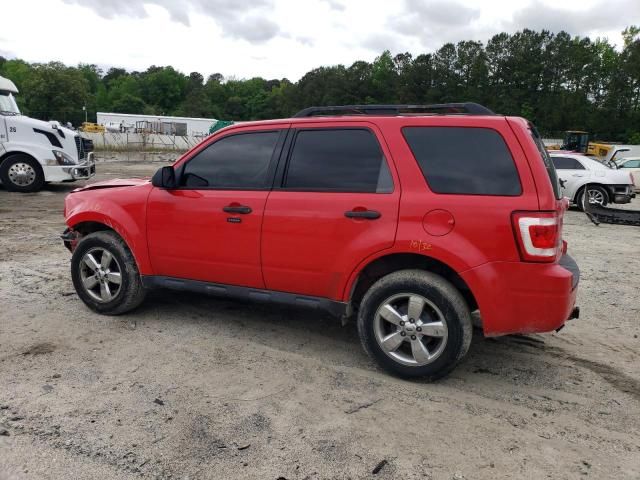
(152, 166, 177, 189)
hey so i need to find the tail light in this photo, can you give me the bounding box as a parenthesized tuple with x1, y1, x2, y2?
(630, 173, 636, 187)
(512, 211, 563, 263)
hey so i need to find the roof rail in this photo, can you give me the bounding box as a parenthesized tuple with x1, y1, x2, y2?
(293, 102, 495, 118)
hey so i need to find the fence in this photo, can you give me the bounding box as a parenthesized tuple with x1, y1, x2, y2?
(84, 132, 207, 151)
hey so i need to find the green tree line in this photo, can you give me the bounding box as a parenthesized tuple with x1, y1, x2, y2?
(1, 27, 639, 141)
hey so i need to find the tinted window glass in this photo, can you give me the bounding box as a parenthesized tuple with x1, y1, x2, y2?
(284, 129, 392, 193)
(529, 124, 561, 199)
(552, 157, 584, 170)
(622, 160, 640, 168)
(552, 156, 574, 169)
(402, 127, 521, 195)
(181, 131, 279, 188)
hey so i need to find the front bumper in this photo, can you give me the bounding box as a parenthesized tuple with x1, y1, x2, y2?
(461, 254, 580, 336)
(42, 152, 96, 182)
(68, 152, 96, 180)
(611, 185, 635, 204)
(613, 193, 635, 204)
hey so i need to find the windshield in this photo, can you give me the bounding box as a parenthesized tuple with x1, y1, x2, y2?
(0, 92, 20, 115)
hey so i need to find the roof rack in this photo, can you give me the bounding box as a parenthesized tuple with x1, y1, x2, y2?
(293, 102, 495, 118)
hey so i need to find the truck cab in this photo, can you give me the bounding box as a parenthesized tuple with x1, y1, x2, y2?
(0, 75, 95, 192)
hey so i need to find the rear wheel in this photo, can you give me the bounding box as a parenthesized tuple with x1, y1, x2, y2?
(357, 270, 472, 380)
(0, 154, 45, 192)
(71, 231, 146, 315)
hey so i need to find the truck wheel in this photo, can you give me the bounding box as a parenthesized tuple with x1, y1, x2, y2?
(357, 270, 472, 380)
(0, 154, 45, 192)
(578, 185, 609, 211)
(71, 231, 146, 315)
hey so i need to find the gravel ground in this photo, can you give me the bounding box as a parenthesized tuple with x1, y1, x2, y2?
(1, 153, 639, 480)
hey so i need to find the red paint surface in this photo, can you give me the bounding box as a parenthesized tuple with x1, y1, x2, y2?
(64, 114, 577, 335)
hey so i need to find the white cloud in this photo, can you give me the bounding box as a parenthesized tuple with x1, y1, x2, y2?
(1, 0, 633, 81)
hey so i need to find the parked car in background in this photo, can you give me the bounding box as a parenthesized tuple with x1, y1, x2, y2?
(550, 153, 635, 210)
(616, 157, 640, 192)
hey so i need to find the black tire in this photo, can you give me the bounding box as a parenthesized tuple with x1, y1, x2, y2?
(577, 185, 609, 211)
(357, 269, 472, 380)
(0, 154, 45, 192)
(71, 231, 146, 315)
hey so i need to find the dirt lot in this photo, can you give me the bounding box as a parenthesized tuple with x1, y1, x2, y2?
(1, 153, 639, 480)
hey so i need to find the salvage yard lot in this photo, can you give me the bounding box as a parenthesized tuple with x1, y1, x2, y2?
(1, 153, 639, 479)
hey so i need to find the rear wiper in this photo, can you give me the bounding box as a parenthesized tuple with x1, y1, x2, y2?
(0, 110, 19, 116)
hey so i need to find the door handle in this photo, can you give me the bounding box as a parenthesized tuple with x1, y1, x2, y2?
(223, 205, 252, 214)
(572, 174, 585, 177)
(344, 209, 381, 219)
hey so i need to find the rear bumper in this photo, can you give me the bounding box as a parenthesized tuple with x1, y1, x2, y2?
(461, 254, 579, 336)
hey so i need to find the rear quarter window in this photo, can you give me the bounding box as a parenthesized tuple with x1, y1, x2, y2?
(528, 124, 561, 200)
(402, 126, 522, 196)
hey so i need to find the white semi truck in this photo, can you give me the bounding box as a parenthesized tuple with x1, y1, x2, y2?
(0, 75, 95, 192)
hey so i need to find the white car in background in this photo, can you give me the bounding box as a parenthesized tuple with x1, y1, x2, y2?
(616, 157, 640, 192)
(550, 153, 635, 210)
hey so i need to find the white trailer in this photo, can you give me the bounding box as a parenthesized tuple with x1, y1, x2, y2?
(0, 75, 95, 192)
(96, 112, 216, 137)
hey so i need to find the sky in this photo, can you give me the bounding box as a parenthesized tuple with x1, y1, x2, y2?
(2, 0, 639, 81)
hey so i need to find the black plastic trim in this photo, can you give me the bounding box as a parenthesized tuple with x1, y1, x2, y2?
(33, 128, 62, 148)
(559, 254, 580, 290)
(293, 103, 495, 118)
(140, 275, 348, 317)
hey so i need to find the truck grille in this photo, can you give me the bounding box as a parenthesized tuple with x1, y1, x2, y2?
(74, 135, 85, 160)
(74, 135, 94, 160)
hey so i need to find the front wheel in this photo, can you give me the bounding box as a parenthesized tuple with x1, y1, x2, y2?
(71, 231, 146, 315)
(0, 154, 45, 192)
(357, 270, 472, 380)
(578, 185, 609, 211)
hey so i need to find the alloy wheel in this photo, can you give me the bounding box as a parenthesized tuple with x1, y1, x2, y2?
(373, 293, 448, 366)
(79, 247, 123, 303)
(586, 188, 605, 205)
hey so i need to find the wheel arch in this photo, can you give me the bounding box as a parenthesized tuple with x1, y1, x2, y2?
(0, 150, 41, 166)
(0, 150, 44, 174)
(66, 212, 152, 275)
(346, 252, 478, 313)
(574, 182, 610, 203)
(71, 220, 118, 236)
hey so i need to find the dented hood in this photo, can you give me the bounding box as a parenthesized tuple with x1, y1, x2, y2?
(72, 178, 150, 192)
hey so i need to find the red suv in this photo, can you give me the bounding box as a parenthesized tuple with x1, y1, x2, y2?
(62, 103, 580, 379)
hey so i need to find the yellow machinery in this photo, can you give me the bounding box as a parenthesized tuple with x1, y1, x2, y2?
(586, 142, 616, 158)
(80, 122, 105, 133)
(548, 130, 617, 161)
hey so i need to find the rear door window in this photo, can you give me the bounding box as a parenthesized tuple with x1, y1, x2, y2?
(283, 128, 393, 193)
(402, 126, 521, 195)
(552, 156, 585, 170)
